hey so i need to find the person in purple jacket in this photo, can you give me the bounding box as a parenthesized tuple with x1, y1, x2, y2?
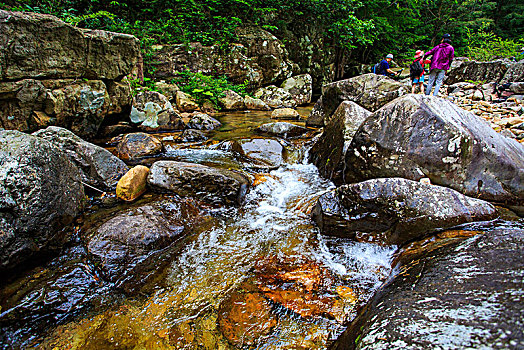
(424, 33, 455, 96)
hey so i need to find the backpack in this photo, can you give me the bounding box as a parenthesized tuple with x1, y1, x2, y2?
(410, 59, 423, 79)
(372, 61, 382, 74)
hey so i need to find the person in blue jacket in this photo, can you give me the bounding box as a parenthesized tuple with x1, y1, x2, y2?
(379, 54, 397, 76)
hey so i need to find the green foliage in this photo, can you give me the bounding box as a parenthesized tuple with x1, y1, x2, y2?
(466, 23, 524, 61)
(172, 71, 249, 109)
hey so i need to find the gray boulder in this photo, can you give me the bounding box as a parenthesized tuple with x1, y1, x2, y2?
(186, 112, 221, 130)
(344, 94, 524, 208)
(0, 130, 84, 271)
(306, 74, 409, 127)
(254, 85, 297, 108)
(85, 199, 196, 290)
(332, 225, 524, 350)
(281, 74, 313, 106)
(244, 95, 271, 111)
(256, 122, 309, 138)
(219, 90, 245, 110)
(33, 126, 129, 190)
(312, 178, 497, 246)
(238, 138, 287, 168)
(446, 59, 511, 85)
(309, 101, 371, 183)
(148, 161, 250, 205)
(501, 59, 524, 83)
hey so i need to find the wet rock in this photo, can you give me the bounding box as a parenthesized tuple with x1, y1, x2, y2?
(176, 129, 208, 143)
(332, 225, 524, 350)
(271, 107, 300, 119)
(115, 132, 163, 161)
(306, 74, 409, 127)
(312, 178, 497, 246)
(238, 138, 287, 168)
(309, 101, 371, 183)
(185, 112, 221, 130)
(217, 290, 277, 347)
(130, 91, 185, 132)
(85, 199, 196, 288)
(219, 90, 245, 110)
(446, 59, 511, 85)
(148, 161, 250, 205)
(33, 126, 129, 190)
(281, 74, 313, 105)
(175, 91, 199, 112)
(256, 122, 308, 138)
(0, 10, 139, 81)
(344, 94, 524, 208)
(116, 165, 149, 201)
(243, 95, 271, 110)
(0, 130, 84, 271)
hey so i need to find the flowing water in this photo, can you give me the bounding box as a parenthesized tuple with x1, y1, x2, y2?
(0, 110, 413, 348)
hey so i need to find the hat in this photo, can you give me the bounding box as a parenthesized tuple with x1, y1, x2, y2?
(442, 33, 451, 39)
(386, 54, 393, 59)
(414, 50, 424, 59)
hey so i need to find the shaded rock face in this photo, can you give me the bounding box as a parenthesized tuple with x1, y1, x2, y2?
(446, 59, 511, 85)
(148, 161, 250, 205)
(309, 101, 371, 183)
(148, 27, 294, 88)
(130, 91, 185, 132)
(256, 122, 308, 138)
(344, 94, 524, 206)
(238, 138, 287, 168)
(0, 10, 138, 138)
(0, 130, 84, 271)
(312, 178, 497, 246)
(85, 199, 197, 289)
(501, 59, 524, 83)
(33, 126, 129, 190)
(281, 74, 313, 106)
(306, 74, 409, 127)
(332, 225, 524, 350)
(115, 132, 163, 161)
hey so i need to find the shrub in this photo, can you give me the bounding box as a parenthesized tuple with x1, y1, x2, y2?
(466, 23, 524, 61)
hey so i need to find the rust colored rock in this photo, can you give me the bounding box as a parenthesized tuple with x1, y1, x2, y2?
(218, 290, 277, 347)
(115, 132, 163, 161)
(116, 165, 150, 201)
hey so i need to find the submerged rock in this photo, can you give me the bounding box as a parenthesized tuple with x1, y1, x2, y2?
(309, 101, 371, 183)
(116, 165, 149, 201)
(0, 130, 84, 271)
(33, 126, 129, 190)
(148, 161, 250, 205)
(344, 94, 524, 208)
(306, 74, 408, 127)
(256, 122, 308, 138)
(85, 199, 199, 290)
(115, 132, 163, 160)
(332, 225, 524, 350)
(312, 178, 497, 246)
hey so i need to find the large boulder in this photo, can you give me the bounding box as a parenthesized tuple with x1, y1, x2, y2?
(244, 95, 271, 111)
(0, 130, 84, 271)
(344, 94, 524, 208)
(0, 79, 132, 139)
(185, 112, 221, 130)
(148, 161, 250, 205)
(501, 59, 524, 83)
(332, 225, 524, 350)
(312, 178, 497, 246)
(130, 91, 185, 131)
(175, 91, 199, 112)
(0, 10, 139, 81)
(238, 138, 287, 168)
(33, 126, 129, 190)
(115, 132, 163, 161)
(446, 59, 511, 85)
(309, 101, 371, 183)
(281, 74, 313, 106)
(85, 199, 197, 290)
(306, 74, 409, 127)
(254, 85, 297, 108)
(219, 90, 245, 110)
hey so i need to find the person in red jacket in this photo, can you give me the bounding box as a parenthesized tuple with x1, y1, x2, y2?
(424, 34, 455, 96)
(411, 50, 431, 94)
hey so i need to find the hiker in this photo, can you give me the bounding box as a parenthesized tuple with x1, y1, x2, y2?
(424, 34, 455, 96)
(378, 54, 398, 77)
(410, 50, 431, 94)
